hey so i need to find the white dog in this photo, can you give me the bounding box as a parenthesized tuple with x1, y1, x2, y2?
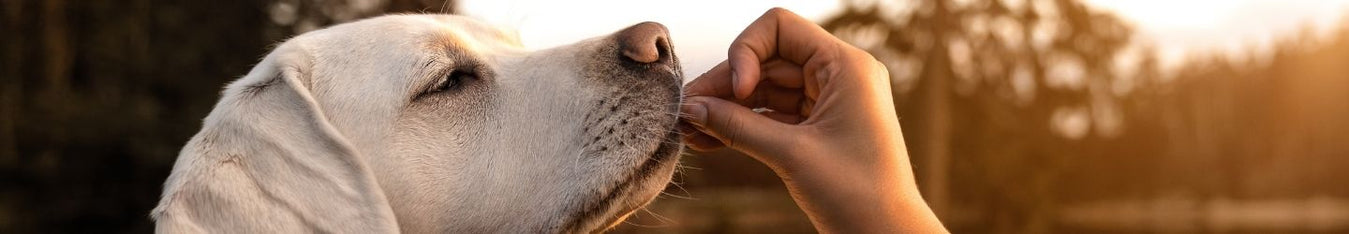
(151, 14, 684, 233)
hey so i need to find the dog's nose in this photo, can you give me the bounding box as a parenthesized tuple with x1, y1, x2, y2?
(614, 22, 673, 64)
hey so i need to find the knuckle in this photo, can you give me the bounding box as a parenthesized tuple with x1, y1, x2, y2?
(836, 46, 889, 78)
(843, 45, 877, 62)
(729, 41, 756, 54)
(868, 57, 890, 77)
(721, 111, 744, 149)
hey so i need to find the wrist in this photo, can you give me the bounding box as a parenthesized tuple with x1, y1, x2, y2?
(788, 182, 942, 234)
(775, 149, 941, 233)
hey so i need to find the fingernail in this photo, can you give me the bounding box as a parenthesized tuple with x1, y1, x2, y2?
(682, 100, 708, 125)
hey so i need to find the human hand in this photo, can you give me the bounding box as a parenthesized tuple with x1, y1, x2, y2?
(680, 8, 946, 233)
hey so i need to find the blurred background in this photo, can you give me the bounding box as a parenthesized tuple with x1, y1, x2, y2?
(2, 0, 1348, 233)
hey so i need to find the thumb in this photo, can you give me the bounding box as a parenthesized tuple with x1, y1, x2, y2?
(682, 96, 794, 158)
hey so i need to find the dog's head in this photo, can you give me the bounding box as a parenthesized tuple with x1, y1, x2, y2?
(154, 14, 682, 233)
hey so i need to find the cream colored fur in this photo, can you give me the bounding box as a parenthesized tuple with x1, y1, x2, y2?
(152, 14, 683, 233)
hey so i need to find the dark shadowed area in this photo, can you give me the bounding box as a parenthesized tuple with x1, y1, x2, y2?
(3, 0, 1348, 233)
(0, 0, 456, 232)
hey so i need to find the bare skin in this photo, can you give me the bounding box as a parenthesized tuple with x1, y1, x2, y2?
(680, 8, 948, 233)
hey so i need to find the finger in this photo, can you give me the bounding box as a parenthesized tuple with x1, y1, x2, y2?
(760, 59, 804, 89)
(727, 7, 841, 100)
(744, 85, 806, 115)
(761, 111, 804, 124)
(682, 110, 800, 152)
(684, 61, 733, 98)
(677, 121, 697, 137)
(684, 58, 802, 98)
(684, 132, 725, 152)
(682, 96, 796, 160)
(682, 113, 801, 151)
(686, 83, 807, 119)
(800, 98, 816, 119)
(679, 122, 726, 151)
(683, 84, 805, 123)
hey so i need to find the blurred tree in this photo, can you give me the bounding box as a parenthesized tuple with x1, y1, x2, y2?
(1045, 21, 1349, 233)
(823, 0, 1144, 232)
(0, 0, 452, 232)
(1141, 24, 1349, 199)
(820, 0, 1349, 232)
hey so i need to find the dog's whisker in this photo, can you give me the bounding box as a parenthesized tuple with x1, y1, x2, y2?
(640, 206, 677, 226)
(620, 217, 666, 228)
(675, 164, 702, 171)
(620, 206, 675, 228)
(662, 178, 696, 201)
(659, 191, 696, 200)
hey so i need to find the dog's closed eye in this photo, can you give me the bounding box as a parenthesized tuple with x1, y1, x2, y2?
(418, 68, 481, 100)
(429, 70, 474, 93)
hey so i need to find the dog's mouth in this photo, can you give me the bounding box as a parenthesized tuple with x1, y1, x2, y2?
(588, 129, 682, 232)
(561, 90, 683, 232)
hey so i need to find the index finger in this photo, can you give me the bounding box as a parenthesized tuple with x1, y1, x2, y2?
(727, 7, 842, 100)
(685, 58, 803, 98)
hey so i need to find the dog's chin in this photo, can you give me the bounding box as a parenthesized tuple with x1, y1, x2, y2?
(566, 128, 682, 233)
(601, 132, 683, 230)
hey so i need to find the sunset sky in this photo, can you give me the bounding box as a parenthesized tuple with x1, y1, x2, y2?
(460, 0, 1349, 77)
(1086, 0, 1349, 68)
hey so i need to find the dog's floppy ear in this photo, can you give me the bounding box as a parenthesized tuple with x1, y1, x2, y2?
(151, 46, 398, 233)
